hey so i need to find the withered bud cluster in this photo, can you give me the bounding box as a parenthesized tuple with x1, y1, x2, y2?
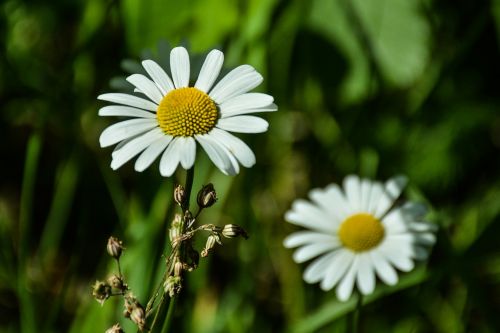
(92, 280, 112, 306)
(105, 324, 124, 333)
(124, 294, 146, 331)
(107, 236, 124, 259)
(197, 183, 217, 208)
(164, 275, 182, 297)
(107, 274, 127, 291)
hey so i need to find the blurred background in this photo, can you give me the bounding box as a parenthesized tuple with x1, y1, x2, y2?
(1, 0, 500, 332)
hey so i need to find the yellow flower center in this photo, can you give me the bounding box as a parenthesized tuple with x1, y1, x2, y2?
(156, 87, 218, 137)
(338, 213, 385, 252)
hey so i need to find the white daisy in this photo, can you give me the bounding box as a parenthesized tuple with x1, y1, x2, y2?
(283, 175, 436, 301)
(98, 46, 277, 176)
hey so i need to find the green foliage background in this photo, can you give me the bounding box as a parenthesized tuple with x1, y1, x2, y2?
(1, 0, 500, 332)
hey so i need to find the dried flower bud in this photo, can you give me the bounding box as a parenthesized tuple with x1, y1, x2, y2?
(107, 274, 127, 291)
(174, 184, 186, 206)
(107, 236, 124, 259)
(201, 234, 222, 257)
(174, 261, 184, 277)
(169, 214, 182, 243)
(197, 183, 217, 208)
(105, 323, 124, 333)
(130, 305, 146, 331)
(222, 224, 249, 239)
(92, 280, 111, 305)
(123, 295, 146, 331)
(164, 276, 182, 297)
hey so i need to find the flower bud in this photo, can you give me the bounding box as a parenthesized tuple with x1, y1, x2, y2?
(169, 214, 182, 243)
(222, 224, 249, 239)
(92, 280, 111, 306)
(105, 324, 124, 333)
(201, 234, 222, 257)
(197, 183, 217, 208)
(107, 236, 124, 259)
(174, 184, 186, 206)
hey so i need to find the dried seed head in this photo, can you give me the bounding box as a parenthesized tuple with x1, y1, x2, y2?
(197, 183, 217, 208)
(174, 184, 186, 206)
(105, 323, 124, 333)
(164, 276, 182, 297)
(92, 280, 111, 306)
(107, 274, 127, 291)
(107, 236, 124, 259)
(222, 224, 249, 239)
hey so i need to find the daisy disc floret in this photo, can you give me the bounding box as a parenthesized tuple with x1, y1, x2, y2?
(98, 47, 277, 177)
(284, 175, 437, 301)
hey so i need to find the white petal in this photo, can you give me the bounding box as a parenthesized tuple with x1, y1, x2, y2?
(356, 253, 375, 295)
(135, 135, 172, 172)
(219, 93, 275, 115)
(98, 93, 158, 111)
(209, 65, 262, 104)
(126, 74, 164, 104)
(370, 249, 398, 285)
(373, 190, 394, 219)
(217, 116, 268, 133)
(177, 137, 196, 169)
(320, 250, 355, 291)
(110, 128, 164, 170)
(220, 103, 278, 118)
(195, 49, 224, 93)
(415, 232, 436, 246)
(401, 202, 428, 220)
(293, 241, 340, 263)
(408, 221, 438, 233)
(343, 175, 362, 212)
(385, 175, 408, 200)
(366, 182, 384, 215)
(99, 105, 156, 118)
(195, 134, 233, 175)
(323, 184, 351, 221)
(170, 47, 190, 88)
(359, 179, 372, 213)
(382, 209, 409, 234)
(336, 255, 359, 301)
(379, 243, 415, 272)
(142, 59, 175, 94)
(308, 188, 343, 227)
(303, 251, 338, 284)
(99, 119, 158, 147)
(159, 137, 183, 177)
(208, 128, 255, 167)
(283, 231, 338, 248)
(285, 199, 334, 233)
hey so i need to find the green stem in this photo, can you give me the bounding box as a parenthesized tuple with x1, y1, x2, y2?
(158, 167, 195, 333)
(352, 292, 363, 333)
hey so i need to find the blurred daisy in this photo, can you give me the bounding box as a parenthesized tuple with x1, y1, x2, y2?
(284, 175, 436, 301)
(98, 46, 277, 176)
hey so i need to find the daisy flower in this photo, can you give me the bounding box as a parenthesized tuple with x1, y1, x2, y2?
(283, 175, 436, 301)
(98, 47, 277, 176)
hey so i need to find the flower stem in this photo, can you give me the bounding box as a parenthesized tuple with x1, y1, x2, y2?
(352, 292, 363, 333)
(160, 166, 195, 333)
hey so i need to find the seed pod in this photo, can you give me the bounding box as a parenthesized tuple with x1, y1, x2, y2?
(222, 224, 249, 239)
(107, 236, 124, 259)
(197, 183, 217, 208)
